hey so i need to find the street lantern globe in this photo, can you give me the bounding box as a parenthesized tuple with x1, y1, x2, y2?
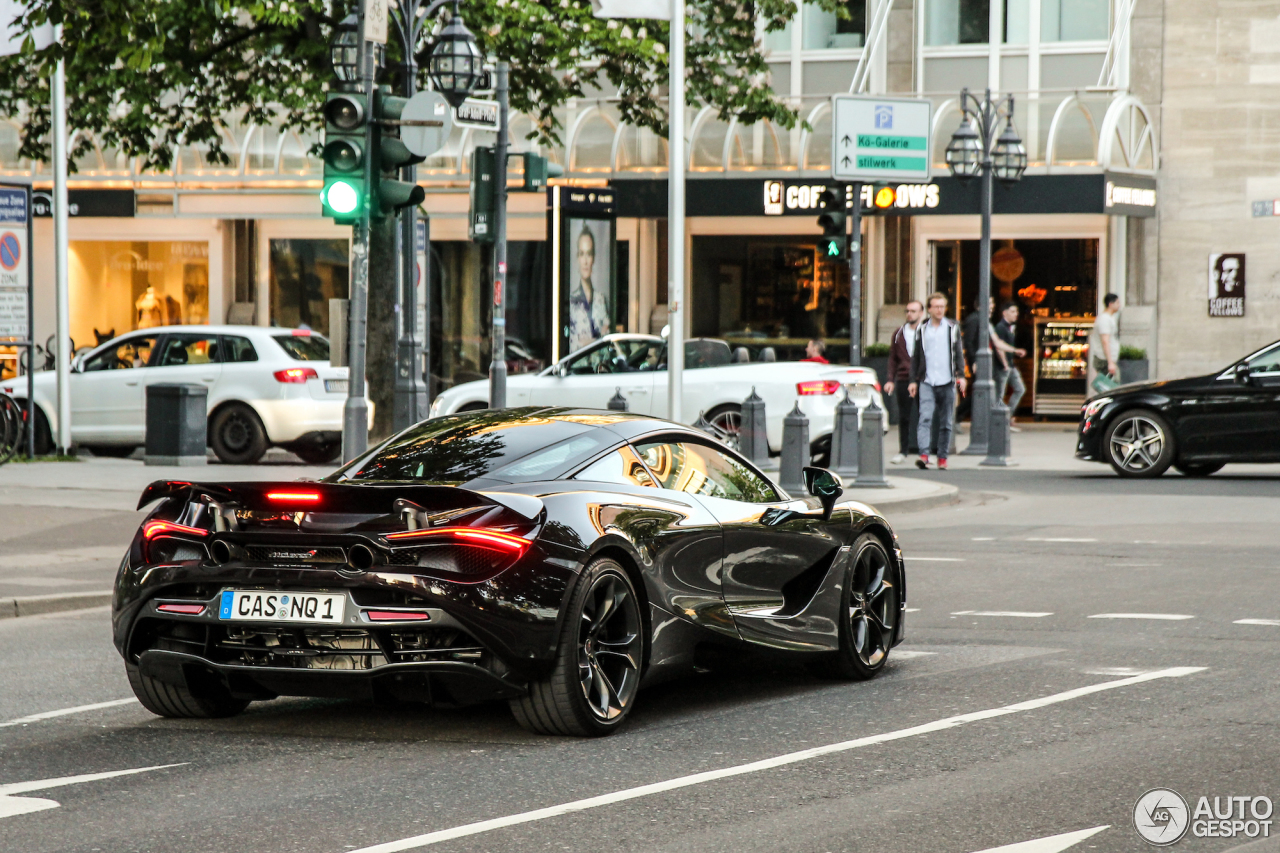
(330, 14, 362, 83)
(945, 115, 983, 180)
(991, 121, 1028, 183)
(428, 14, 484, 108)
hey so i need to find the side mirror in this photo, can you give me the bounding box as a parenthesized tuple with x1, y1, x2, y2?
(802, 466, 843, 521)
(1234, 362, 1252, 385)
(556, 362, 569, 378)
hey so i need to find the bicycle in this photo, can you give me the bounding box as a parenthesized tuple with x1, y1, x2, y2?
(0, 391, 26, 465)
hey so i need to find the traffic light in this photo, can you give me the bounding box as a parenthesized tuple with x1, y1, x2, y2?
(321, 91, 367, 224)
(816, 187, 847, 258)
(371, 90, 427, 218)
(469, 146, 495, 243)
(522, 153, 564, 191)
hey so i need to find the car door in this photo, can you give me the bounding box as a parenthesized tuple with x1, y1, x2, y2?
(1240, 343, 1280, 458)
(141, 333, 224, 438)
(635, 436, 845, 649)
(1179, 343, 1280, 459)
(70, 333, 160, 443)
(529, 339, 655, 412)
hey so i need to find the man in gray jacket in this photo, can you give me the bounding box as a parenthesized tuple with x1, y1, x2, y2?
(908, 293, 967, 470)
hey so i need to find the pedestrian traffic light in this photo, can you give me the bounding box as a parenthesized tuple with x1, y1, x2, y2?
(521, 153, 564, 191)
(816, 187, 847, 258)
(371, 90, 427, 218)
(321, 91, 368, 224)
(469, 146, 495, 243)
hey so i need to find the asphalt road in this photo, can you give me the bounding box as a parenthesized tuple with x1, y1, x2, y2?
(2, 465, 1279, 853)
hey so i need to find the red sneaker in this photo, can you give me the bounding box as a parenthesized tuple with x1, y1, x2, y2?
(938, 458, 949, 470)
(915, 454, 929, 470)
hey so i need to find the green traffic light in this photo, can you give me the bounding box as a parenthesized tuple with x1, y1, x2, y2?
(827, 241, 841, 256)
(324, 181, 360, 214)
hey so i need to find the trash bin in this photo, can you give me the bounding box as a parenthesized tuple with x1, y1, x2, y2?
(145, 384, 208, 466)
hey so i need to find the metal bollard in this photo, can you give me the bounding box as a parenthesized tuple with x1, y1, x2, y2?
(854, 397, 891, 487)
(740, 387, 768, 466)
(980, 402, 1013, 466)
(829, 392, 859, 478)
(779, 402, 809, 494)
(607, 387, 628, 411)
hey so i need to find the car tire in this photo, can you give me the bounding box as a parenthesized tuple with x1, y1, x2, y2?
(1175, 461, 1224, 477)
(210, 403, 268, 465)
(808, 533, 898, 681)
(458, 402, 488, 413)
(29, 405, 53, 456)
(1103, 409, 1175, 478)
(810, 434, 832, 468)
(126, 661, 249, 719)
(83, 445, 137, 459)
(294, 442, 340, 465)
(705, 404, 742, 450)
(509, 557, 645, 737)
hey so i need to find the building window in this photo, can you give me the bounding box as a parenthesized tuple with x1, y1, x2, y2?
(763, 19, 792, 53)
(803, 1, 867, 50)
(68, 241, 209, 350)
(883, 217, 912, 306)
(268, 239, 349, 336)
(1041, 0, 1108, 41)
(925, 0, 990, 46)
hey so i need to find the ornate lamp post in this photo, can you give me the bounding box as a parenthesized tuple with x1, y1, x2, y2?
(945, 88, 1026, 457)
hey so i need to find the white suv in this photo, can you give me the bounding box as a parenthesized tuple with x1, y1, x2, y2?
(4, 325, 351, 464)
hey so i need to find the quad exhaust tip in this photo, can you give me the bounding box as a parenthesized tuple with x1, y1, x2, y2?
(347, 544, 376, 572)
(210, 540, 233, 565)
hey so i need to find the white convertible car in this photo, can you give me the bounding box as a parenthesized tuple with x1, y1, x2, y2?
(429, 334, 887, 462)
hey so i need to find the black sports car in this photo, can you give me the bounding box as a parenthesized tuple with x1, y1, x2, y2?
(113, 408, 906, 736)
(1077, 339, 1280, 477)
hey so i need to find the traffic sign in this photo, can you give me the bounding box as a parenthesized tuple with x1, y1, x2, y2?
(831, 95, 932, 183)
(453, 99, 499, 131)
(399, 91, 454, 158)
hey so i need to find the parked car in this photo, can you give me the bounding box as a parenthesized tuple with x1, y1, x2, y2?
(429, 334, 888, 462)
(2, 325, 351, 465)
(1076, 338, 1280, 477)
(115, 408, 906, 735)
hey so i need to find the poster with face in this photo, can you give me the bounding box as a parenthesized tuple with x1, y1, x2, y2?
(563, 217, 614, 354)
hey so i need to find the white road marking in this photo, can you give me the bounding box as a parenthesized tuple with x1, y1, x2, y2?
(0, 764, 184, 819)
(952, 611, 1053, 618)
(1088, 613, 1194, 621)
(1234, 619, 1280, 627)
(1026, 538, 1097, 543)
(345, 669, 1205, 853)
(968, 825, 1109, 853)
(905, 557, 966, 562)
(890, 650, 936, 659)
(971, 537, 995, 541)
(0, 698, 138, 729)
(905, 607, 921, 612)
(1081, 667, 1160, 677)
(0, 547, 123, 569)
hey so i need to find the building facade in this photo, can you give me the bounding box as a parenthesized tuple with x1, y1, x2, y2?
(3, 0, 1277, 407)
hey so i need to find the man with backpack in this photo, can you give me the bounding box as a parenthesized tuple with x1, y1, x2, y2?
(908, 293, 966, 470)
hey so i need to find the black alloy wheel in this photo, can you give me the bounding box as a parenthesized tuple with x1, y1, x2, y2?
(1103, 409, 1175, 478)
(510, 558, 645, 736)
(1174, 461, 1225, 477)
(210, 403, 268, 465)
(705, 404, 742, 451)
(810, 533, 898, 680)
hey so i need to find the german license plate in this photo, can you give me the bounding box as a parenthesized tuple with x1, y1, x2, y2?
(325, 379, 348, 393)
(218, 590, 345, 624)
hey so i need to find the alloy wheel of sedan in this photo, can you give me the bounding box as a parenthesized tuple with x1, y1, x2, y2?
(577, 571, 644, 722)
(1106, 413, 1171, 476)
(707, 406, 742, 451)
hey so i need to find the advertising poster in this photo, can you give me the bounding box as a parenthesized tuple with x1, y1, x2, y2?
(561, 217, 615, 356)
(1208, 253, 1245, 317)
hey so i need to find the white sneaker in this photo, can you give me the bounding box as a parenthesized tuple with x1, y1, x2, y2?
(890, 453, 905, 465)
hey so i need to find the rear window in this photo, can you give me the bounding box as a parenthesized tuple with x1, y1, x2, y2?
(273, 333, 330, 361)
(328, 409, 617, 485)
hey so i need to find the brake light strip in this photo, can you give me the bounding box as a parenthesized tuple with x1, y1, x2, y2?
(384, 526, 530, 552)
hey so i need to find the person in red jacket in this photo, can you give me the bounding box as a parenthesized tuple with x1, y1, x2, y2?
(801, 339, 829, 364)
(884, 300, 923, 464)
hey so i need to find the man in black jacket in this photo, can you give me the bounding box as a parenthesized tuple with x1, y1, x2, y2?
(884, 300, 923, 463)
(909, 293, 966, 470)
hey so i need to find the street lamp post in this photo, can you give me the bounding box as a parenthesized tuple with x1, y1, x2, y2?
(945, 88, 1026, 457)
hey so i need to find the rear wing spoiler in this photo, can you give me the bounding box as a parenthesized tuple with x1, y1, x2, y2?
(136, 480, 543, 521)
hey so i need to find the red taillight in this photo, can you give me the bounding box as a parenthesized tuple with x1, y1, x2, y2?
(142, 520, 209, 540)
(266, 491, 321, 503)
(157, 603, 206, 615)
(273, 367, 319, 383)
(384, 526, 531, 553)
(796, 380, 841, 396)
(365, 610, 432, 622)
(291, 329, 312, 336)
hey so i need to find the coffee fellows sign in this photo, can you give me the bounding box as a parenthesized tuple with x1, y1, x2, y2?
(1208, 253, 1245, 317)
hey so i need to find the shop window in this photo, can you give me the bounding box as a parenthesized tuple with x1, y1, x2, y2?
(1042, 0, 1108, 41)
(68, 241, 209, 350)
(925, 0, 989, 46)
(269, 239, 350, 336)
(803, 1, 866, 50)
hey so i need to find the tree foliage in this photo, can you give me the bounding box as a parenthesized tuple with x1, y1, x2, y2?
(0, 0, 843, 170)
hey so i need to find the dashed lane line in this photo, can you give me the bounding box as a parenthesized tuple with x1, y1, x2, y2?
(0, 698, 138, 729)
(1088, 613, 1194, 621)
(905, 557, 966, 562)
(952, 611, 1054, 618)
(1235, 619, 1280, 627)
(0, 764, 186, 820)
(343, 668, 1206, 853)
(1026, 538, 1097, 543)
(970, 825, 1109, 853)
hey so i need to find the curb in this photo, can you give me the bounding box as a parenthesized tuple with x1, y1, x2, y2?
(862, 483, 961, 514)
(2, 590, 114, 619)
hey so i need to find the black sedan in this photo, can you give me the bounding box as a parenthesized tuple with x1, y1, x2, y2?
(114, 408, 906, 736)
(1077, 339, 1280, 477)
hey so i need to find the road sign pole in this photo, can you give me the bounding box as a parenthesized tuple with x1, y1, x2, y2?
(848, 181, 862, 367)
(488, 61, 509, 410)
(667, 0, 686, 424)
